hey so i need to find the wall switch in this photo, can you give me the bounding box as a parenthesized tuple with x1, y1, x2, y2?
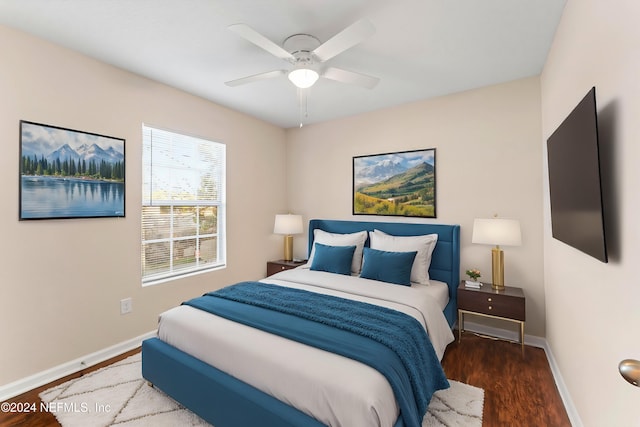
(120, 298, 133, 315)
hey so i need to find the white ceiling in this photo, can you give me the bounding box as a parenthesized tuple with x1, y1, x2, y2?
(0, 0, 566, 129)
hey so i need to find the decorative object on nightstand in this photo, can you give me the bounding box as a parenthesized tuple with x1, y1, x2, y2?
(466, 268, 481, 281)
(274, 214, 303, 261)
(472, 216, 521, 290)
(464, 268, 482, 288)
(266, 259, 307, 277)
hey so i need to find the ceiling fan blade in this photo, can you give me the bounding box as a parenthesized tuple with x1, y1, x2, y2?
(322, 67, 379, 89)
(228, 24, 294, 61)
(225, 70, 287, 87)
(313, 19, 375, 62)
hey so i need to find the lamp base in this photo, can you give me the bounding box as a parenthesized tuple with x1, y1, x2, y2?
(491, 246, 505, 291)
(283, 235, 294, 261)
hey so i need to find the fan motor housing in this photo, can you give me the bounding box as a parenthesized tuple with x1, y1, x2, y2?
(283, 34, 321, 63)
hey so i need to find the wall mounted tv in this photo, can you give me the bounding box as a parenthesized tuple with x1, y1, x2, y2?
(546, 87, 607, 262)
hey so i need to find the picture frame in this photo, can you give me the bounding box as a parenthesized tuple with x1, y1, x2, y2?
(353, 148, 436, 218)
(19, 120, 125, 220)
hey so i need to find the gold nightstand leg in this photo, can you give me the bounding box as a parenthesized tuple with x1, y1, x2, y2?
(458, 310, 463, 343)
(520, 321, 525, 357)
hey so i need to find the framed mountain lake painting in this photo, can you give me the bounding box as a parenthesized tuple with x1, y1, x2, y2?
(353, 148, 436, 218)
(19, 120, 125, 220)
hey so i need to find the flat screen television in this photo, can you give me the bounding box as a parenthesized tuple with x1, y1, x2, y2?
(546, 87, 607, 262)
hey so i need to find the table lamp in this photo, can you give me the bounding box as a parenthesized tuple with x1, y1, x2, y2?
(274, 214, 303, 261)
(472, 217, 521, 290)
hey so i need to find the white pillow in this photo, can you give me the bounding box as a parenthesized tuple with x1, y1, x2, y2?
(307, 229, 368, 274)
(369, 229, 438, 284)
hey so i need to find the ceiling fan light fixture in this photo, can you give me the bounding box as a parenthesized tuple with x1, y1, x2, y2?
(288, 68, 319, 89)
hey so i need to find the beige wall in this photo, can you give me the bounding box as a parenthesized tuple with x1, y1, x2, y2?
(0, 25, 287, 386)
(541, 1, 640, 425)
(285, 77, 545, 337)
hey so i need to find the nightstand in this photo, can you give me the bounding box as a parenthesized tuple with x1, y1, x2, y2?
(457, 282, 526, 355)
(266, 259, 307, 277)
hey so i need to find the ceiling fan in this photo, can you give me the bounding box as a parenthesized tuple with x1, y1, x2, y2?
(225, 19, 380, 90)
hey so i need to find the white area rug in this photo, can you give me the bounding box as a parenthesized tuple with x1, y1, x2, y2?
(40, 353, 484, 426)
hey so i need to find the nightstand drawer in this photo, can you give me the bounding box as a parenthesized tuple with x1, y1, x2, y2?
(266, 259, 307, 277)
(459, 291, 525, 320)
(267, 262, 289, 276)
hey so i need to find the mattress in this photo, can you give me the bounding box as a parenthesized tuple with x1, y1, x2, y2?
(157, 268, 454, 427)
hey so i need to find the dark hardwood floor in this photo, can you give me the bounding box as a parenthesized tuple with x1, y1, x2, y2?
(442, 331, 571, 427)
(1, 333, 570, 426)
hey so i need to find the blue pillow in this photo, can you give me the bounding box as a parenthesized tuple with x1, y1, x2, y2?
(360, 247, 418, 286)
(310, 243, 357, 275)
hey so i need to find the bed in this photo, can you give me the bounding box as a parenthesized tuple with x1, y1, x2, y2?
(142, 219, 460, 427)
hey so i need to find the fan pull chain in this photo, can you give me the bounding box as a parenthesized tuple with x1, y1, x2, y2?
(298, 88, 309, 128)
(298, 88, 303, 127)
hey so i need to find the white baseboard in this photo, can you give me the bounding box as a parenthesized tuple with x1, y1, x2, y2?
(462, 321, 581, 427)
(538, 339, 583, 427)
(462, 320, 544, 348)
(0, 330, 156, 402)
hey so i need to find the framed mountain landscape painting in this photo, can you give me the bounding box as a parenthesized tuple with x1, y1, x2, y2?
(19, 121, 125, 220)
(353, 148, 436, 218)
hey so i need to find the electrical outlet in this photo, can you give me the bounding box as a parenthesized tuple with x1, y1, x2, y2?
(120, 298, 133, 315)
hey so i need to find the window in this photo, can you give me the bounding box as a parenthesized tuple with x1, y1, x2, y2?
(141, 125, 226, 285)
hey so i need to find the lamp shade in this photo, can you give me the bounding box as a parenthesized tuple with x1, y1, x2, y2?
(472, 218, 522, 246)
(274, 214, 303, 235)
(288, 68, 319, 89)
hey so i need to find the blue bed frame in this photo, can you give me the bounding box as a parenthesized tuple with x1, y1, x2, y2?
(142, 219, 460, 427)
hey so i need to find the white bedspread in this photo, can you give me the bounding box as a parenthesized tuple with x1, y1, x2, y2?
(157, 268, 454, 427)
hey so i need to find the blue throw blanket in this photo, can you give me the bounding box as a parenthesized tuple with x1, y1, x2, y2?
(184, 282, 449, 427)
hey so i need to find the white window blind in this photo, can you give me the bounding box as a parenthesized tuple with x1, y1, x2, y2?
(141, 125, 226, 285)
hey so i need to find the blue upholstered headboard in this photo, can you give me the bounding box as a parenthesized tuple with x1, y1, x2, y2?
(308, 219, 461, 328)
